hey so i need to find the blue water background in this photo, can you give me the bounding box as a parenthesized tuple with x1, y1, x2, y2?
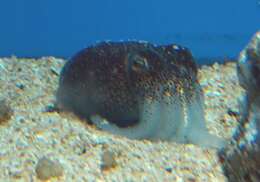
(0, 0, 259, 64)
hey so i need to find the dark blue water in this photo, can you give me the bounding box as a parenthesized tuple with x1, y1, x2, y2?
(0, 0, 259, 64)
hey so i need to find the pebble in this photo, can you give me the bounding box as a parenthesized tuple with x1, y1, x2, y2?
(0, 99, 13, 125)
(15, 83, 25, 90)
(50, 67, 60, 76)
(101, 148, 117, 170)
(35, 157, 64, 180)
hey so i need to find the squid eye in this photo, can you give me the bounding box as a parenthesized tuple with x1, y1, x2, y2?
(127, 53, 149, 73)
(132, 57, 148, 70)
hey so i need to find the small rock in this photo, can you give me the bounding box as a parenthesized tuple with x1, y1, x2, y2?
(0, 99, 13, 125)
(50, 67, 60, 76)
(101, 148, 117, 170)
(15, 83, 25, 90)
(165, 167, 172, 173)
(35, 157, 64, 180)
(227, 108, 239, 117)
(44, 103, 58, 112)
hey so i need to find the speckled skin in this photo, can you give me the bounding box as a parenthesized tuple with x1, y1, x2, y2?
(57, 41, 225, 148)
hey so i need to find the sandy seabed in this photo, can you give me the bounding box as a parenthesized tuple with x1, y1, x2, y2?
(0, 57, 243, 181)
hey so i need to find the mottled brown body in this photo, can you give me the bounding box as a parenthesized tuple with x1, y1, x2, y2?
(57, 42, 196, 126)
(57, 41, 225, 148)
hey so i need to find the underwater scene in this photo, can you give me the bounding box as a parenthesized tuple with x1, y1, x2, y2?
(0, 0, 259, 181)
